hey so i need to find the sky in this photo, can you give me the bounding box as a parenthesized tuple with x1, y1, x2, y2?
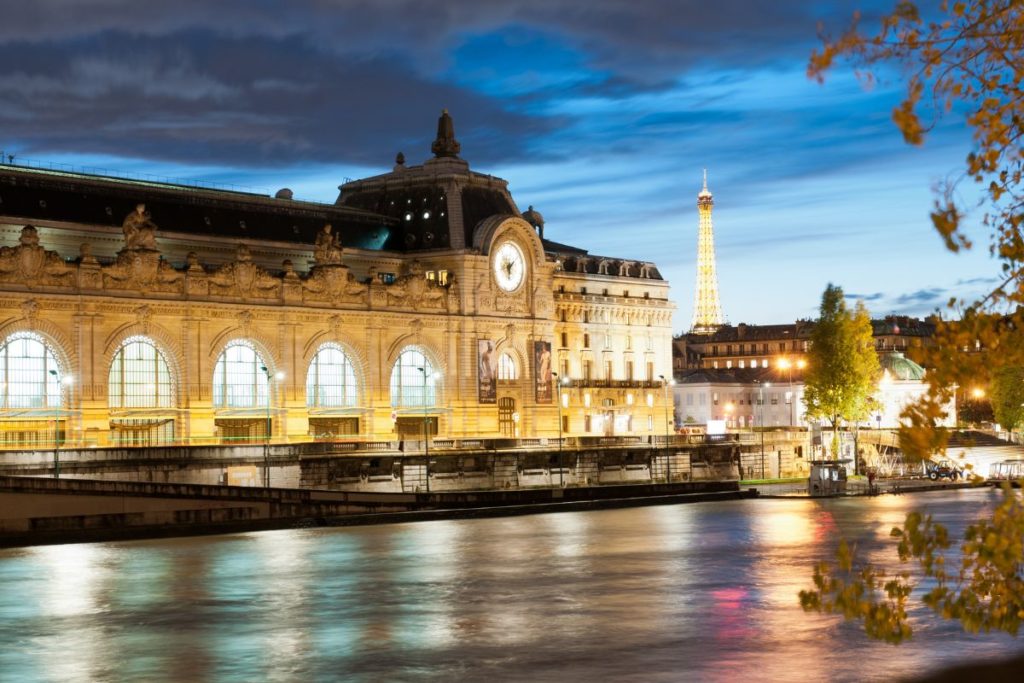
(0, 0, 999, 332)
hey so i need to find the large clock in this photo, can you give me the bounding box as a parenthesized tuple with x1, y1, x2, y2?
(493, 241, 526, 292)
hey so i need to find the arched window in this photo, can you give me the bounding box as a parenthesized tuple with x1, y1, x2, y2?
(390, 347, 436, 408)
(497, 353, 518, 380)
(0, 332, 63, 409)
(306, 343, 358, 408)
(212, 340, 269, 408)
(108, 336, 173, 409)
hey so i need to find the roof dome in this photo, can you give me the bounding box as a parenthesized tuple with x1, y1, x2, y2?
(880, 352, 925, 381)
(521, 205, 544, 228)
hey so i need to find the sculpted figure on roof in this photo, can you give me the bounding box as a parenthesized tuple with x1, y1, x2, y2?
(0, 225, 74, 288)
(314, 223, 343, 266)
(122, 203, 159, 251)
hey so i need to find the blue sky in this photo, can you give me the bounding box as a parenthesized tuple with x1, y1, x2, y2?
(0, 0, 997, 330)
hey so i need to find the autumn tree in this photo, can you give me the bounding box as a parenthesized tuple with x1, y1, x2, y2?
(810, 0, 1024, 462)
(989, 366, 1024, 432)
(803, 284, 881, 457)
(803, 0, 1024, 645)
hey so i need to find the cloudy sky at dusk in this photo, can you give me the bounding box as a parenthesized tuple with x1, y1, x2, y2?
(0, 0, 996, 330)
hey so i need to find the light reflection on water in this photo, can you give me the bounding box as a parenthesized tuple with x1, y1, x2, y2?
(1, 489, 1023, 682)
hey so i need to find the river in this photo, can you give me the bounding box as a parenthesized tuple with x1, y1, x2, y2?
(1, 488, 1022, 682)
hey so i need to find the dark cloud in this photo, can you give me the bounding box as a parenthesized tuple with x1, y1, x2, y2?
(846, 292, 885, 302)
(0, 30, 548, 166)
(895, 288, 947, 305)
(955, 276, 999, 286)
(0, 0, 884, 167)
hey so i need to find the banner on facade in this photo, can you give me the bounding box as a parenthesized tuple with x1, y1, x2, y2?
(534, 340, 552, 404)
(478, 339, 497, 403)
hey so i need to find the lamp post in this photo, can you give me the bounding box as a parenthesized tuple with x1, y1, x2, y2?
(48, 370, 72, 479)
(779, 358, 794, 427)
(552, 372, 565, 487)
(659, 374, 674, 483)
(416, 366, 433, 492)
(259, 366, 284, 488)
(795, 359, 806, 428)
(757, 380, 770, 479)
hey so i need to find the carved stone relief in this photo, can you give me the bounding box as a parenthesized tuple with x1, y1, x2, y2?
(208, 245, 280, 299)
(303, 264, 367, 305)
(0, 226, 75, 288)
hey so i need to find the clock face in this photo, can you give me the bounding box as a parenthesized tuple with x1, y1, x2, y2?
(493, 241, 526, 292)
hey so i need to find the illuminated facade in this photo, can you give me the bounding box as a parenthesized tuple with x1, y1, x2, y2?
(0, 112, 674, 448)
(689, 170, 724, 334)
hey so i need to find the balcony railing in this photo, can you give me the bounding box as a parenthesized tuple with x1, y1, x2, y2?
(561, 378, 664, 389)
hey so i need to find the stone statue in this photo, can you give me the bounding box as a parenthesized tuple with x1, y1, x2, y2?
(0, 225, 74, 287)
(313, 223, 343, 266)
(122, 203, 159, 251)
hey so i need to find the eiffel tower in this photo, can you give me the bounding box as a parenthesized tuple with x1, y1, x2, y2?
(690, 170, 724, 334)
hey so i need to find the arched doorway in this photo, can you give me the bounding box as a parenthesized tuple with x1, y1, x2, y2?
(498, 397, 516, 437)
(390, 347, 439, 439)
(108, 336, 176, 446)
(0, 331, 71, 448)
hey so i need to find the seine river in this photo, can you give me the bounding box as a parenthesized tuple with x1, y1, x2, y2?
(1, 489, 1022, 682)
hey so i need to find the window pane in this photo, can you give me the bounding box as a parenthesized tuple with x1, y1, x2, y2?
(0, 332, 62, 410)
(497, 353, 517, 380)
(108, 337, 174, 409)
(306, 344, 358, 408)
(389, 348, 436, 408)
(213, 341, 269, 408)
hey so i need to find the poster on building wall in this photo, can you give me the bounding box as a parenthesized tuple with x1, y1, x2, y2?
(478, 339, 497, 404)
(534, 340, 552, 404)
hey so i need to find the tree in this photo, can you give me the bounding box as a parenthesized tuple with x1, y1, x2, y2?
(804, 0, 1024, 645)
(803, 284, 881, 457)
(989, 366, 1024, 432)
(809, 0, 1024, 462)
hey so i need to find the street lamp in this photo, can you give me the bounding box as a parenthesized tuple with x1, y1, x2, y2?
(779, 358, 795, 427)
(416, 366, 440, 492)
(259, 366, 284, 488)
(659, 374, 674, 483)
(795, 359, 806, 427)
(552, 372, 568, 487)
(48, 370, 72, 479)
(756, 380, 770, 479)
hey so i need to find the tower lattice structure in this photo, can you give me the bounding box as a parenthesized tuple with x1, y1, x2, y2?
(690, 170, 724, 334)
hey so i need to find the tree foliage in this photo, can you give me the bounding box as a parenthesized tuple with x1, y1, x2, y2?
(810, 0, 1024, 461)
(989, 366, 1024, 430)
(803, 284, 881, 447)
(800, 484, 1024, 643)
(806, 0, 1024, 644)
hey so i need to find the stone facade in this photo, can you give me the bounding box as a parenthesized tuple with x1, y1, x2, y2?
(0, 116, 674, 448)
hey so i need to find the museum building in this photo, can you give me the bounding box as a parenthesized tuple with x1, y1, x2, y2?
(0, 111, 674, 448)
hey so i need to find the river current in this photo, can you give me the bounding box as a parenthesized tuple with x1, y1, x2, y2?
(1, 488, 1022, 682)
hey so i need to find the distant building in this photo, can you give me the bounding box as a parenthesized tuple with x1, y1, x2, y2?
(673, 315, 936, 373)
(672, 351, 954, 430)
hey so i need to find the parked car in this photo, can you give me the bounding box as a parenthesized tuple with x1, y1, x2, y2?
(927, 461, 964, 481)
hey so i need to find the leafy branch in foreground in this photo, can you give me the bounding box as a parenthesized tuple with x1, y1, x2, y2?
(800, 484, 1024, 642)
(811, 0, 1024, 460)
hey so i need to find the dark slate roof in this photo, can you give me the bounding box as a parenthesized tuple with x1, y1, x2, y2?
(681, 316, 935, 344)
(677, 366, 806, 384)
(337, 163, 518, 252)
(0, 164, 395, 249)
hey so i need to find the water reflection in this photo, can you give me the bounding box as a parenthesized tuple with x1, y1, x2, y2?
(0, 490, 1021, 682)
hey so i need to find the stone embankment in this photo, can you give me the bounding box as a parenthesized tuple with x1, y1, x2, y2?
(0, 475, 751, 547)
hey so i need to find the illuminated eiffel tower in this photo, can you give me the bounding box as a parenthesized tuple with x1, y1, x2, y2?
(690, 170, 725, 334)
